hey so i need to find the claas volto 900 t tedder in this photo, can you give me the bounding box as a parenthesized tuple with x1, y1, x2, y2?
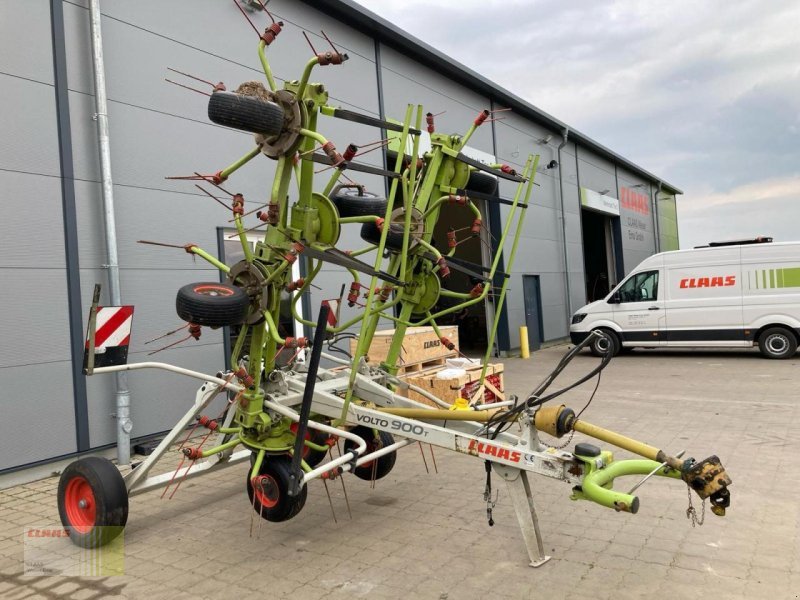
(57, 2, 731, 567)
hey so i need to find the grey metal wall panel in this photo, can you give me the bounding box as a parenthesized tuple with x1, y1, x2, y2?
(0, 0, 54, 85)
(63, 0, 380, 115)
(617, 167, 657, 270)
(0, 268, 72, 368)
(0, 74, 61, 177)
(0, 362, 78, 470)
(0, 171, 66, 268)
(379, 45, 493, 154)
(576, 151, 617, 195)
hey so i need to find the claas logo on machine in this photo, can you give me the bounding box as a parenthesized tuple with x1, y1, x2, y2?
(468, 439, 522, 463)
(679, 276, 736, 289)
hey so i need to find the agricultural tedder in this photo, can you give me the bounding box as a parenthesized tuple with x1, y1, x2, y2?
(57, 2, 731, 567)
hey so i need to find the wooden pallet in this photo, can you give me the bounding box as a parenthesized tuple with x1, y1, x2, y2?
(400, 362, 505, 407)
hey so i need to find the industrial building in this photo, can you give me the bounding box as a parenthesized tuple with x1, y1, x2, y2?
(0, 0, 681, 472)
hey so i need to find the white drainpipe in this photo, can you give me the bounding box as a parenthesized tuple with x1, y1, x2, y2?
(89, 0, 132, 465)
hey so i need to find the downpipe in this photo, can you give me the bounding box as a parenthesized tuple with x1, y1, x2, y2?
(557, 128, 571, 323)
(89, 0, 132, 465)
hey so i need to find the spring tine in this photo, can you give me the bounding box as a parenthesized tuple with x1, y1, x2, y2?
(145, 324, 189, 345)
(371, 456, 378, 490)
(302, 31, 318, 55)
(227, 222, 268, 238)
(166, 67, 216, 89)
(429, 445, 438, 474)
(164, 79, 211, 97)
(418, 441, 430, 474)
(137, 239, 188, 249)
(232, 0, 261, 36)
(320, 30, 339, 54)
(339, 466, 352, 520)
(194, 172, 235, 197)
(322, 478, 337, 524)
(147, 334, 192, 355)
(195, 184, 234, 211)
(255, 0, 276, 23)
(161, 455, 186, 499)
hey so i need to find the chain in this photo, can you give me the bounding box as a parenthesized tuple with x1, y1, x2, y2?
(685, 485, 706, 527)
(549, 429, 576, 450)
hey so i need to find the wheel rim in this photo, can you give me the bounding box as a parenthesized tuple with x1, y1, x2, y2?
(193, 284, 234, 297)
(766, 334, 789, 355)
(359, 437, 382, 469)
(64, 476, 96, 534)
(595, 335, 611, 353)
(253, 475, 279, 508)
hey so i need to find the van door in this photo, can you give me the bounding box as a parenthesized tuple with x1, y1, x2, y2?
(612, 269, 666, 345)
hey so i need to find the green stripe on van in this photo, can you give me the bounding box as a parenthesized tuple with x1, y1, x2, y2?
(779, 267, 800, 288)
(762, 269, 767, 289)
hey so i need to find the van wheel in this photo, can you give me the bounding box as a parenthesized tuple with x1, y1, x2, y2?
(589, 329, 619, 357)
(757, 327, 797, 359)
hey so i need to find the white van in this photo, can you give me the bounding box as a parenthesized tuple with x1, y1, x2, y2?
(570, 239, 800, 359)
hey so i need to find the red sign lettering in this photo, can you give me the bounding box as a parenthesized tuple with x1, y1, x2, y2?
(468, 439, 522, 463)
(679, 276, 736, 289)
(621, 187, 650, 216)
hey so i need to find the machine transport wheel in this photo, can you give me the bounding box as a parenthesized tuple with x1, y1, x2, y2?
(290, 422, 330, 469)
(176, 282, 250, 327)
(757, 327, 797, 359)
(359, 220, 405, 251)
(588, 328, 619, 357)
(57, 457, 128, 548)
(344, 426, 397, 481)
(330, 186, 388, 218)
(465, 171, 499, 195)
(246, 456, 308, 522)
(207, 91, 284, 136)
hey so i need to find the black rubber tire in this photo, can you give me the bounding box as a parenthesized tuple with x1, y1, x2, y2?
(176, 282, 250, 327)
(246, 456, 308, 522)
(757, 327, 798, 359)
(57, 457, 128, 548)
(344, 426, 397, 481)
(292, 423, 330, 469)
(465, 171, 499, 195)
(330, 187, 388, 218)
(360, 220, 405, 252)
(588, 328, 619, 357)
(208, 91, 284, 136)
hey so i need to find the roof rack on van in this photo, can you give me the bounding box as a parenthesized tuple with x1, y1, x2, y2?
(694, 236, 773, 249)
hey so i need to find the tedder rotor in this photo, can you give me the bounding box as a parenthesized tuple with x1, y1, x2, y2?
(57, 5, 731, 567)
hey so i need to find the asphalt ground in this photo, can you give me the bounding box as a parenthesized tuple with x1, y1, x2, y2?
(1, 344, 798, 599)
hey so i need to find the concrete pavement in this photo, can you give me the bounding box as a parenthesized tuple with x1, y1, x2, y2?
(1, 345, 799, 599)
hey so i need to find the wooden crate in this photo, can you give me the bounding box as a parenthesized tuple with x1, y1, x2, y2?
(402, 362, 504, 407)
(350, 326, 458, 367)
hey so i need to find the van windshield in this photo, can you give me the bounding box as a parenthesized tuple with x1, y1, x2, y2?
(616, 270, 659, 302)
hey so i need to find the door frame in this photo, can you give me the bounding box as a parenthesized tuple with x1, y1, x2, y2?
(522, 274, 545, 351)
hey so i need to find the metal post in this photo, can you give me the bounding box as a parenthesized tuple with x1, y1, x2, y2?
(89, 0, 132, 465)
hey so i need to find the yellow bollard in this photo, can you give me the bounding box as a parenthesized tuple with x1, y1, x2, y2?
(519, 325, 530, 358)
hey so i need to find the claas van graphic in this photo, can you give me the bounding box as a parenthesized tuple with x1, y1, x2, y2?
(570, 238, 800, 359)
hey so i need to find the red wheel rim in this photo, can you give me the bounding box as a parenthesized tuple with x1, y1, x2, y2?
(289, 423, 311, 459)
(64, 476, 97, 534)
(252, 475, 279, 508)
(193, 284, 234, 297)
(360, 438, 381, 469)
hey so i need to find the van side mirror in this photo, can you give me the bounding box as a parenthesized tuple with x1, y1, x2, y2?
(608, 291, 621, 304)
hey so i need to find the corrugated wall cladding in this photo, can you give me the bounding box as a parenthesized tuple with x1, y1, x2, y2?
(0, 0, 674, 471)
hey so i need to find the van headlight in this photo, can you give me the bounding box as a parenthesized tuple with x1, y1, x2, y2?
(571, 313, 587, 324)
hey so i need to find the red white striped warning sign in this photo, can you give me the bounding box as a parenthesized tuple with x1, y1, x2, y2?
(84, 305, 135, 370)
(87, 306, 134, 351)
